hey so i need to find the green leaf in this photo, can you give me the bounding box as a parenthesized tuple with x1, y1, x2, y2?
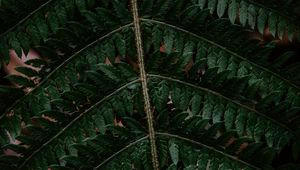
(257, 9, 268, 34)
(278, 18, 287, 39)
(213, 103, 224, 123)
(35, 15, 49, 40)
(239, 1, 248, 27)
(9, 34, 22, 57)
(15, 66, 39, 77)
(228, 0, 238, 24)
(140, 0, 154, 16)
(208, 0, 217, 14)
(153, 80, 169, 112)
(47, 12, 60, 33)
(102, 106, 114, 125)
(181, 41, 195, 68)
(202, 96, 214, 119)
(5, 75, 34, 87)
(152, 25, 163, 50)
(169, 142, 179, 165)
(190, 94, 202, 116)
(164, 29, 175, 54)
(254, 117, 265, 142)
(235, 109, 247, 136)
(154, 0, 172, 16)
(74, 83, 97, 97)
(112, 0, 131, 21)
(198, 0, 207, 10)
(0, 1, 298, 169)
(217, 53, 228, 72)
(287, 22, 295, 41)
(81, 10, 100, 27)
(75, 0, 86, 11)
(217, 0, 227, 18)
(96, 63, 120, 82)
(268, 12, 278, 37)
(247, 4, 256, 29)
(94, 114, 106, 134)
(17, 32, 30, 56)
(103, 39, 116, 62)
(207, 51, 217, 68)
(113, 33, 126, 57)
(197, 153, 209, 169)
(55, 5, 67, 25)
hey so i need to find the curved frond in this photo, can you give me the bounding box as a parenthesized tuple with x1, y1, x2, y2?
(0, 0, 299, 169)
(192, 0, 300, 41)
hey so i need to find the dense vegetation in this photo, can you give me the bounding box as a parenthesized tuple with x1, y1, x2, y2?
(0, 0, 300, 169)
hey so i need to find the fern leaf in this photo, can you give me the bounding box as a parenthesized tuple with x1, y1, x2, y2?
(208, 0, 217, 14)
(239, 1, 248, 27)
(4, 75, 34, 87)
(228, 0, 238, 24)
(217, 0, 227, 18)
(247, 4, 257, 29)
(257, 8, 268, 34)
(268, 12, 278, 37)
(169, 141, 179, 165)
(0, 1, 299, 169)
(15, 66, 39, 77)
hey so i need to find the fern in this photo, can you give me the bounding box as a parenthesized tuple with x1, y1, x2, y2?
(193, 0, 300, 41)
(0, 0, 300, 169)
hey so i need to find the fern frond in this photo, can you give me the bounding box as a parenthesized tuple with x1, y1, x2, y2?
(156, 133, 260, 169)
(0, 0, 55, 36)
(143, 21, 300, 129)
(17, 79, 141, 169)
(94, 135, 149, 169)
(142, 18, 300, 90)
(0, 23, 133, 115)
(149, 76, 292, 149)
(193, 0, 300, 41)
(0, 0, 299, 169)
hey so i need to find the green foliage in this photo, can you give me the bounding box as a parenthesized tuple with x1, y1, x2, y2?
(193, 0, 300, 41)
(0, 0, 300, 169)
